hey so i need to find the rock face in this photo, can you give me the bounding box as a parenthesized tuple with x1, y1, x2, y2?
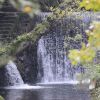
(0, 61, 24, 87)
(16, 42, 38, 84)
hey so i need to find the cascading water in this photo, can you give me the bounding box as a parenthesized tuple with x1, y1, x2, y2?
(37, 34, 81, 83)
(37, 12, 100, 83)
(5, 61, 24, 86)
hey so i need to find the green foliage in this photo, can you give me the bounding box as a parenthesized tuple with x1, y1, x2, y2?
(49, 0, 80, 19)
(84, 63, 100, 79)
(47, 0, 84, 21)
(68, 3, 100, 98)
(0, 96, 4, 100)
(0, 21, 49, 56)
(80, 0, 100, 11)
(0, 19, 49, 66)
(68, 46, 96, 65)
(64, 34, 82, 51)
(59, 0, 80, 11)
(39, 0, 80, 12)
(38, 0, 62, 11)
(86, 22, 100, 50)
(91, 87, 100, 100)
(49, 7, 66, 19)
(68, 22, 100, 65)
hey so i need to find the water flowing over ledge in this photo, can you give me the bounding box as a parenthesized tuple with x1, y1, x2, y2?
(37, 12, 100, 84)
(0, 12, 100, 87)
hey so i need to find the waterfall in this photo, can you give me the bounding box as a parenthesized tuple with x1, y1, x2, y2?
(5, 61, 24, 86)
(37, 36, 75, 83)
(37, 12, 100, 83)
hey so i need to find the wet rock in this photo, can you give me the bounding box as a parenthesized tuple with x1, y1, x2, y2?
(16, 42, 38, 84)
